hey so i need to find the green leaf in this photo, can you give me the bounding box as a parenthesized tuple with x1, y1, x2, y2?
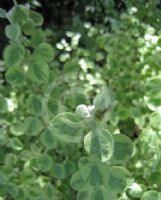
(107, 166, 129, 194)
(0, 97, 8, 113)
(51, 163, 66, 179)
(63, 160, 76, 176)
(0, 129, 8, 145)
(93, 88, 113, 111)
(150, 111, 161, 130)
(77, 190, 92, 200)
(6, 183, 19, 198)
(84, 128, 114, 162)
(49, 112, 84, 143)
(26, 95, 42, 115)
(8, 5, 29, 26)
(40, 129, 57, 149)
(22, 19, 35, 35)
(31, 29, 46, 46)
(10, 122, 25, 136)
(34, 43, 55, 62)
(36, 154, 53, 172)
(142, 190, 161, 200)
(112, 134, 133, 164)
(71, 160, 113, 199)
(29, 10, 44, 26)
(43, 183, 59, 199)
(5, 66, 26, 87)
(5, 23, 21, 41)
(79, 162, 104, 187)
(78, 157, 92, 168)
(19, 169, 36, 184)
(28, 60, 49, 83)
(0, 8, 6, 18)
(9, 138, 24, 151)
(64, 59, 79, 72)
(79, 160, 107, 189)
(23, 117, 43, 136)
(0, 172, 7, 186)
(3, 44, 25, 67)
(91, 186, 113, 200)
(70, 171, 85, 191)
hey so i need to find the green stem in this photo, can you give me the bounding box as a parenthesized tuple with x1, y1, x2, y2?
(13, 0, 17, 6)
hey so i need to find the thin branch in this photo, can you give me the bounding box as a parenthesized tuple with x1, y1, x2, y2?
(13, 0, 17, 6)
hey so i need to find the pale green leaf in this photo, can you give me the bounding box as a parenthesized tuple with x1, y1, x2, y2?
(93, 88, 113, 111)
(49, 112, 84, 143)
(9, 138, 24, 151)
(8, 5, 29, 25)
(142, 190, 161, 200)
(5, 23, 21, 41)
(84, 128, 114, 162)
(107, 166, 129, 194)
(0, 8, 6, 18)
(112, 134, 133, 164)
(29, 10, 43, 26)
(150, 111, 161, 130)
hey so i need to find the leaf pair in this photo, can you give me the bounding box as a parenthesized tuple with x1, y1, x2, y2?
(70, 157, 129, 200)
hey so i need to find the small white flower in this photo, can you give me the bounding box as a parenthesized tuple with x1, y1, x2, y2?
(76, 104, 91, 118)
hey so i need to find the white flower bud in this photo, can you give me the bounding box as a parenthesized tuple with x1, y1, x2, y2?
(75, 104, 91, 118)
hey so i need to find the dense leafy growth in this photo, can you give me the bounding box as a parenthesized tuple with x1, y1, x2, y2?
(0, 0, 161, 199)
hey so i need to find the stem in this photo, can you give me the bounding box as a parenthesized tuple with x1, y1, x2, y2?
(13, 0, 17, 6)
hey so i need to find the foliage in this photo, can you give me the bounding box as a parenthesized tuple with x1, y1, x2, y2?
(0, 0, 161, 199)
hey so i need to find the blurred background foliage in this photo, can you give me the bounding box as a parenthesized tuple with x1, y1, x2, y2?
(1, 0, 161, 199)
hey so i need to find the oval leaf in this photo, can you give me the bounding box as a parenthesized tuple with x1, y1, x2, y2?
(36, 154, 53, 172)
(40, 129, 57, 149)
(49, 112, 84, 143)
(29, 10, 43, 26)
(112, 134, 133, 164)
(0, 8, 6, 18)
(84, 128, 114, 163)
(70, 171, 85, 191)
(8, 5, 29, 26)
(5, 23, 21, 41)
(5, 66, 26, 87)
(34, 43, 55, 62)
(142, 190, 161, 200)
(93, 88, 113, 111)
(28, 60, 49, 83)
(3, 44, 25, 67)
(23, 117, 43, 136)
(107, 166, 130, 194)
